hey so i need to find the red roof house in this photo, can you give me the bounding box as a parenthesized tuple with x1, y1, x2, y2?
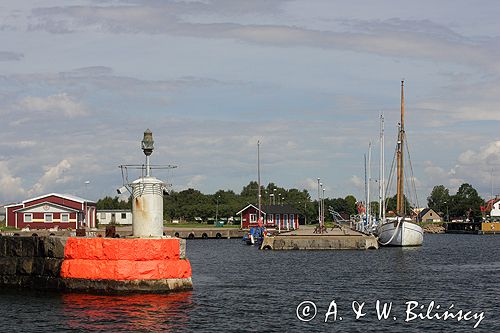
(236, 204, 301, 230)
(5, 193, 96, 230)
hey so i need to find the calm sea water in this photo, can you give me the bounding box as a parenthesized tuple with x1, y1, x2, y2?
(1, 234, 499, 332)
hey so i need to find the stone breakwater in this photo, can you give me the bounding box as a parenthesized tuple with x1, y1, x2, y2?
(423, 224, 446, 234)
(0, 235, 192, 293)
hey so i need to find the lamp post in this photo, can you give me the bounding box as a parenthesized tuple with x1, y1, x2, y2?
(323, 188, 326, 226)
(320, 182, 323, 228)
(317, 178, 321, 228)
(270, 193, 274, 206)
(215, 195, 220, 224)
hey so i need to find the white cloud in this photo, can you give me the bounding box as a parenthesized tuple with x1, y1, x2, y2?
(186, 174, 207, 189)
(299, 177, 319, 192)
(458, 141, 500, 166)
(17, 93, 88, 118)
(349, 175, 364, 189)
(422, 141, 500, 196)
(28, 159, 72, 196)
(0, 162, 26, 200)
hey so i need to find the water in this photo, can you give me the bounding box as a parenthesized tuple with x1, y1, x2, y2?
(1, 234, 499, 332)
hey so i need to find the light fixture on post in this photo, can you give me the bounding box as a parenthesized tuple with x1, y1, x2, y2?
(141, 129, 154, 176)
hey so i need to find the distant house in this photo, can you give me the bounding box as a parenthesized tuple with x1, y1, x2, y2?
(482, 197, 500, 220)
(236, 204, 301, 230)
(97, 209, 132, 225)
(5, 193, 96, 229)
(417, 208, 442, 223)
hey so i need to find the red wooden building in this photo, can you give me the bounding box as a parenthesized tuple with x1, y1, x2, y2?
(237, 204, 300, 230)
(5, 193, 96, 230)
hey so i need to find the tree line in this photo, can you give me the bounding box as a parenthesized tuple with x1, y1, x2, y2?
(95, 181, 487, 223)
(427, 183, 485, 222)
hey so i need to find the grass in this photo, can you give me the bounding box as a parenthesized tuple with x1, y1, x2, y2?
(163, 223, 240, 228)
(0, 226, 18, 231)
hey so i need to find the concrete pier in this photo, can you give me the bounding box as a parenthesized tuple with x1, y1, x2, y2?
(260, 226, 379, 250)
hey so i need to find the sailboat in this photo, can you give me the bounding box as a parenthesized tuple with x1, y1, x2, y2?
(376, 81, 423, 247)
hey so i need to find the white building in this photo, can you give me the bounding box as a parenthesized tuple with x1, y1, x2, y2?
(97, 209, 132, 226)
(491, 199, 500, 218)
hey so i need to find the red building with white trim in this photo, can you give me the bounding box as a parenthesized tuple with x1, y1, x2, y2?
(5, 193, 96, 229)
(237, 204, 300, 230)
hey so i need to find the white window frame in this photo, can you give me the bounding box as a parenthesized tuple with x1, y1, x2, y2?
(100, 212, 106, 219)
(249, 214, 257, 223)
(61, 213, 69, 222)
(24, 213, 32, 223)
(44, 213, 53, 223)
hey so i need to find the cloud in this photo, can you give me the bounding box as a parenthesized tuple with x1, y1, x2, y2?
(300, 178, 319, 192)
(0, 162, 26, 200)
(186, 174, 207, 189)
(422, 141, 500, 196)
(349, 175, 364, 189)
(28, 159, 72, 196)
(17, 93, 88, 118)
(0, 51, 24, 61)
(27, 4, 500, 74)
(458, 141, 500, 167)
(415, 78, 500, 123)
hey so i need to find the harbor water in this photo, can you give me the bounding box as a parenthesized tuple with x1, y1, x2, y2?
(1, 234, 499, 332)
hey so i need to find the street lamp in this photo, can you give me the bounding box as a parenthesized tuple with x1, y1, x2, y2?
(323, 188, 326, 226)
(320, 182, 323, 227)
(215, 195, 220, 224)
(270, 193, 274, 206)
(317, 178, 321, 228)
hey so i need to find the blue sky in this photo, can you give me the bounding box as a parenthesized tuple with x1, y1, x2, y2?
(0, 0, 499, 205)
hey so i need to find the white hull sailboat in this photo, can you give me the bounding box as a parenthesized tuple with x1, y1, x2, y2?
(376, 81, 423, 247)
(377, 217, 423, 246)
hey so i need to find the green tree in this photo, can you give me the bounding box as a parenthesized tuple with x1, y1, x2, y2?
(344, 195, 357, 216)
(450, 183, 484, 221)
(427, 185, 451, 216)
(385, 194, 412, 216)
(96, 196, 131, 210)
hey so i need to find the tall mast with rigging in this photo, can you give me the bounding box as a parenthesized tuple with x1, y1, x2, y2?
(257, 141, 262, 226)
(379, 114, 385, 221)
(396, 80, 405, 216)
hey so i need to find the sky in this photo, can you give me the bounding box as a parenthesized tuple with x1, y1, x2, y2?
(0, 0, 499, 206)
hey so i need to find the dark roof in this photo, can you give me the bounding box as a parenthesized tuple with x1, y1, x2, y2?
(418, 208, 440, 218)
(261, 204, 300, 215)
(236, 204, 301, 215)
(417, 208, 431, 218)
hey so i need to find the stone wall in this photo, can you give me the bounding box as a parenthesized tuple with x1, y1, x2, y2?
(0, 235, 67, 290)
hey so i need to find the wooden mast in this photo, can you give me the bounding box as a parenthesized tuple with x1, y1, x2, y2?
(257, 141, 262, 226)
(396, 80, 405, 216)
